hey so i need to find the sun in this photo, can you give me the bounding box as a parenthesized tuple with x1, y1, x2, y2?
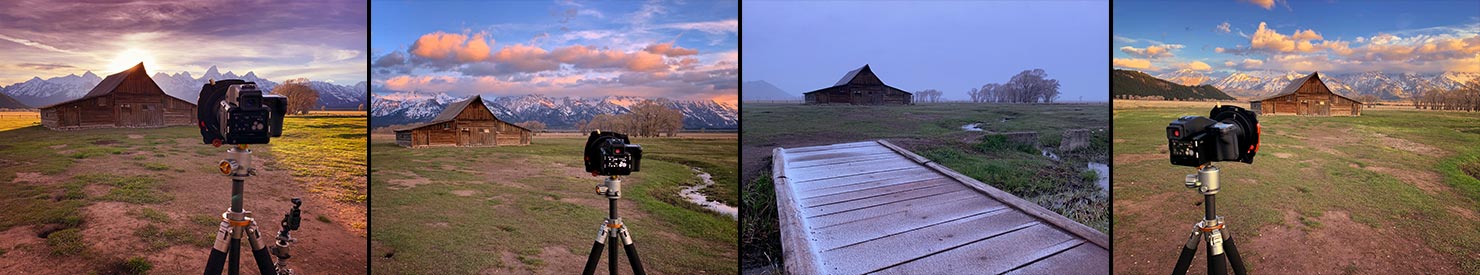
(106, 48, 158, 72)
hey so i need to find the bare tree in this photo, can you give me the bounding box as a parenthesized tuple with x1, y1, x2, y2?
(981, 83, 1002, 103)
(516, 121, 547, 135)
(272, 78, 319, 115)
(1000, 69, 1060, 103)
(915, 89, 944, 103)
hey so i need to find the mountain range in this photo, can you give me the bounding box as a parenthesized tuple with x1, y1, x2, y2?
(0, 66, 366, 109)
(0, 91, 25, 109)
(370, 91, 738, 130)
(1112, 69, 1235, 100)
(741, 80, 798, 101)
(1153, 69, 1479, 100)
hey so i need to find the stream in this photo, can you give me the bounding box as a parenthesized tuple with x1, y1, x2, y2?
(1088, 162, 1109, 193)
(961, 123, 984, 131)
(681, 168, 738, 219)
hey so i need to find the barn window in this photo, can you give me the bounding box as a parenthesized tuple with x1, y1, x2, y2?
(443, 123, 450, 130)
(98, 98, 107, 106)
(482, 129, 489, 133)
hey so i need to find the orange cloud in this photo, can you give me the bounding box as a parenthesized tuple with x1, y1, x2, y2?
(1120, 44, 1182, 59)
(1113, 58, 1154, 70)
(492, 44, 560, 72)
(1250, 22, 1323, 53)
(643, 42, 698, 57)
(1243, 0, 1275, 9)
(1180, 61, 1212, 71)
(410, 31, 494, 62)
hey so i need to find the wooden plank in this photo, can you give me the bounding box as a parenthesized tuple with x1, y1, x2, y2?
(1003, 243, 1111, 275)
(871, 224, 1078, 274)
(818, 210, 1036, 274)
(878, 139, 1109, 249)
(773, 147, 822, 275)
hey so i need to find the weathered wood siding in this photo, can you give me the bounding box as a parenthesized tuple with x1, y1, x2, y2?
(396, 99, 531, 148)
(1253, 74, 1361, 116)
(39, 66, 196, 130)
(773, 140, 1108, 274)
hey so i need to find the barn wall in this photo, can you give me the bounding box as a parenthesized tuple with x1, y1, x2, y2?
(805, 85, 911, 105)
(395, 131, 412, 147)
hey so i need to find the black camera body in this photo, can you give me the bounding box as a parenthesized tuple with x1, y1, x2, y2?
(584, 131, 642, 176)
(197, 79, 287, 145)
(1167, 105, 1260, 167)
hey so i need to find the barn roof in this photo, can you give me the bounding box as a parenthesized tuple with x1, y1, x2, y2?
(803, 64, 913, 95)
(1253, 71, 1362, 104)
(772, 140, 1108, 274)
(40, 62, 194, 109)
(394, 94, 531, 132)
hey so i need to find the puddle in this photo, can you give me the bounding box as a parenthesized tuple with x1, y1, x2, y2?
(1088, 162, 1109, 192)
(961, 123, 984, 131)
(1040, 148, 1061, 161)
(681, 168, 738, 219)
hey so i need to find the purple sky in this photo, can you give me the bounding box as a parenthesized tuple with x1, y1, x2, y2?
(0, 0, 367, 84)
(742, 0, 1109, 101)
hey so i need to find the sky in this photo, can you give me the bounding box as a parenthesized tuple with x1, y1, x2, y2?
(742, 1, 1109, 102)
(0, 0, 367, 85)
(371, 0, 739, 105)
(1113, 0, 1480, 75)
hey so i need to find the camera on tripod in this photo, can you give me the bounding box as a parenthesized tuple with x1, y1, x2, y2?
(196, 79, 287, 146)
(1166, 105, 1260, 167)
(584, 131, 642, 176)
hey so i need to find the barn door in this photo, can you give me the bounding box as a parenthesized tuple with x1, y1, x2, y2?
(147, 104, 163, 125)
(460, 130, 470, 146)
(62, 108, 79, 126)
(1318, 103, 1331, 116)
(1298, 102, 1309, 115)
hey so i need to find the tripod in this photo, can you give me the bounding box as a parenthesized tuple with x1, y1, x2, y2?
(582, 176, 647, 275)
(1171, 165, 1247, 275)
(204, 145, 302, 275)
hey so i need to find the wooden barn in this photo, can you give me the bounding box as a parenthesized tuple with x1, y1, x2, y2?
(39, 63, 196, 130)
(1251, 72, 1362, 116)
(394, 95, 531, 148)
(804, 64, 912, 105)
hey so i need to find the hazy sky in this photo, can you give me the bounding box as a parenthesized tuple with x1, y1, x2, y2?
(742, 0, 1109, 101)
(371, 0, 739, 105)
(0, 0, 367, 84)
(1114, 0, 1480, 74)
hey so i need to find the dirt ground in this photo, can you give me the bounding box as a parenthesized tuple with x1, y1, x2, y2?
(1112, 102, 1480, 274)
(0, 136, 366, 274)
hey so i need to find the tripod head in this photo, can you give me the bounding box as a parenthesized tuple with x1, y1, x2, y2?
(1183, 165, 1220, 195)
(597, 176, 622, 199)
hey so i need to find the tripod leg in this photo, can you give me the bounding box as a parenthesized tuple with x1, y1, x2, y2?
(1223, 231, 1248, 275)
(1207, 230, 1228, 275)
(229, 239, 241, 275)
(246, 221, 277, 274)
(582, 226, 609, 275)
(1172, 231, 1200, 275)
(618, 228, 646, 275)
(205, 221, 231, 275)
(608, 236, 618, 275)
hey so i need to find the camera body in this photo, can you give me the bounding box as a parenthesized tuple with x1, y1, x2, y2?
(197, 80, 287, 145)
(1166, 105, 1260, 167)
(584, 131, 642, 176)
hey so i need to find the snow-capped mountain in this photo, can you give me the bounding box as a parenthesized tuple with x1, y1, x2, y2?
(0, 71, 102, 107)
(1, 66, 366, 109)
(370, 91, 738, 130)
(1155, 69, 1214, 86)
(1205, 70, 1477, 100)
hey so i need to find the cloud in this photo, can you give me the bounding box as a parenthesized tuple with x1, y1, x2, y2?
(1179, 61, 1212, 71)
(1113, 58, 1155, 70)
(410, 31, 494, 62)
(657, 19, 738, 34)
(1217, 22, 1231, 33)
(492, 44, 560, 73)
(1243, 0, 1275, 9)
(643, 42, 698, 57)
(1249, 22, 1324, 53)
(15, 63, 76, 70)
(1120, 44, 1183, 59)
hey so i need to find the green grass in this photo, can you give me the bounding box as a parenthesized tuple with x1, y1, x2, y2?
(46, 228, 86, 256)
(118, 257, 153, 275)
(128, 208, 170, 223)
(268, 116, 368, 203)
(1113, 106, 1480, 273)
(371, 136, 737, 274)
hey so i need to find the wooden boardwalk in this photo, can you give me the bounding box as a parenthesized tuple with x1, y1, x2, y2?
(772, 140, 1109, 274)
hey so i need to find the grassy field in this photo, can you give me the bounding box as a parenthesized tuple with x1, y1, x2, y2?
(0, 113, 367, 273)
(369, 134, 738, 274)
(1112, 101, 1480, 274)
(740, 102, 1110, 272)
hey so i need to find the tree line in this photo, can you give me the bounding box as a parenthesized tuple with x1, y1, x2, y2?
(576, 100, 685, 137)
(1411, 79, 1480, 111)
(971, 69, 1061, 103)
